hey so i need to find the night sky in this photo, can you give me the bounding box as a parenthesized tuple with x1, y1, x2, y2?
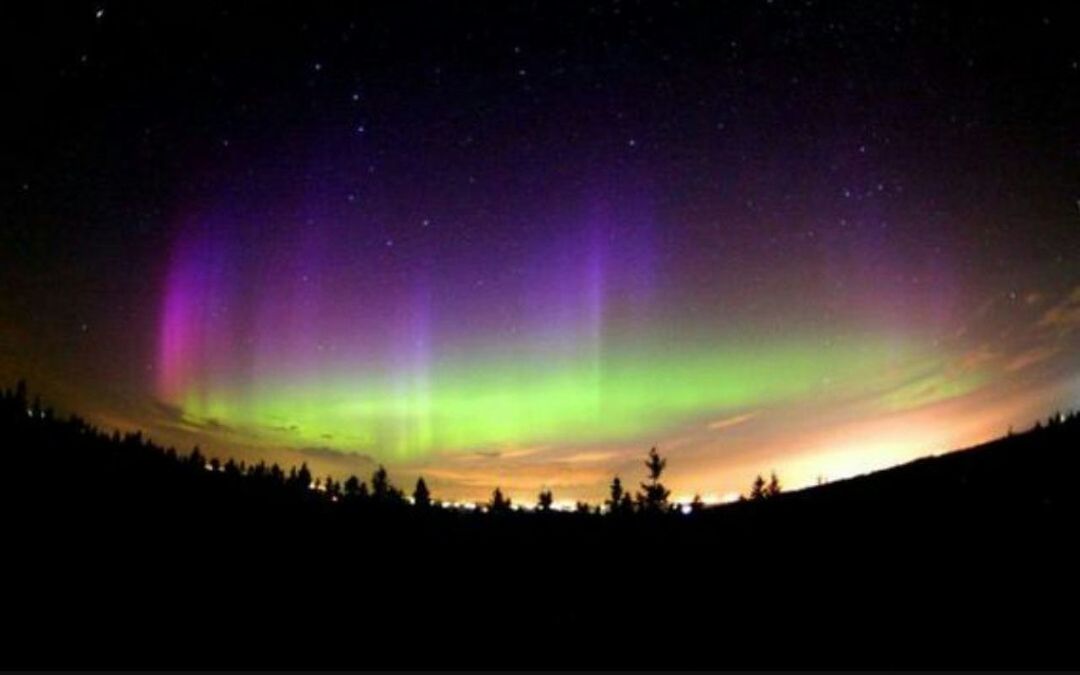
(2, 0, 1078, 503)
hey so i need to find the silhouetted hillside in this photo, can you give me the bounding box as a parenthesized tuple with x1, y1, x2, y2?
(2, 381, 1078, 668)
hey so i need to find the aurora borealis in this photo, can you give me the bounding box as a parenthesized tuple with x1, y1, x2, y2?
(157, 181, 932, 462)
(3, 1, 1079, 503)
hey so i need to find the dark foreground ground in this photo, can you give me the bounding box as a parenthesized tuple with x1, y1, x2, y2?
(2, 387, 1078, 668)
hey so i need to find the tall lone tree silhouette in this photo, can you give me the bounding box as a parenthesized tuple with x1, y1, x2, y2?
(413, 477, 432, 508)
(638, 446, 671, 513)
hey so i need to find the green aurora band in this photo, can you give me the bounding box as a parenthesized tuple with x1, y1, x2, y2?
(174, 334, 927, 460)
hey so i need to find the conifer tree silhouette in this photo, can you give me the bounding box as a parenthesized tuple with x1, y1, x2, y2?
(413, 477, 432, 508)
(296, 462, 312, 490)
(371, 465, 393, 501)
(607, 476, 626, 513)
(765, 471, 782, 498)
(639, 446, 671, 513)
(749, 474, 767, 500)
(343, 473, 369, 501)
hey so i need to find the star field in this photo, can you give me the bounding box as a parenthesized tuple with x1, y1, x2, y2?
(1, 0, 1078, 502)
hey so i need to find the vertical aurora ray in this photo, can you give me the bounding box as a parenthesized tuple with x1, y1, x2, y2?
(146, 110, 1072, 480)
(156, 190, 942, 461)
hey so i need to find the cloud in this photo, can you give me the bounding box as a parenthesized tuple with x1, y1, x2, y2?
(150, 399, 186, 422)
(268, 423, 300, 433)
(202, 418, 234, 433)
(707, 412, 757, 432)
(421, 463, 613, 494)
(1038, 286, 1080, 335)
(880, 370, 987, 412)
(559, 451, 617, 464)
(295, 445, 374, 464)
(955, 344, 998, 372)
(1005, 346, 1060, 372)
(149, 399, 236, 435)
(457, 450, 502, 462)
(451, 446, 547, 462)
(289, 445, 378, 477)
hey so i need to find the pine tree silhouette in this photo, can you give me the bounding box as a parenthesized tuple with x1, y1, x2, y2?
(765, 471, 781, 498)
(413, 477, 432, 508)
(297, 463, 312, 490)
(639, 446, 671, 513)
(343, 475, 364, 499)
(607, 476, 626, 514)
(372, 465, 402, 503)
(749, 474, 766, 500)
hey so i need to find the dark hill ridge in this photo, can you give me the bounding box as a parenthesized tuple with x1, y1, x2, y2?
(2, 382, 1077, 668)
(724, 413, 1078, 518)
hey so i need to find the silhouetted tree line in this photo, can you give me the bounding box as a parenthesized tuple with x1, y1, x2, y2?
(2, 380, 794, 516)
(3, 379, 1080, 523)
(5, 378, 1080, 669)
